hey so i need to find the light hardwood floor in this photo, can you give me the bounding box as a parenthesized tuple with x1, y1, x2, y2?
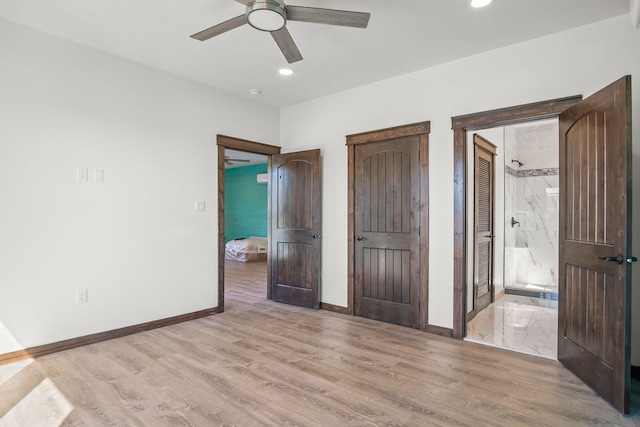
(1, 260, 638, 426)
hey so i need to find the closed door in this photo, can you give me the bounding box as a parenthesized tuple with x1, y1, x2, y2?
(354, 137, 421, 327)
(558, 76, 633, 413)
(269, 149, 321, 309)
(473, 134, 496, 315)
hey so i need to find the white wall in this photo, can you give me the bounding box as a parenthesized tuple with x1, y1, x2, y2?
(0, 18, 279, 352)
(280, 15, 640, 364)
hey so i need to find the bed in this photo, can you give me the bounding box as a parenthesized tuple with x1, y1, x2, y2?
(225, 236, 268, 262)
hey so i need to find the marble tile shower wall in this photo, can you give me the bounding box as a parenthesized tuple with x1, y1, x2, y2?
(504, 132, 559, 291)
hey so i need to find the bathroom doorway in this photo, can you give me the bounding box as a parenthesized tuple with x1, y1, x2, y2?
(465, 118, 559, 359)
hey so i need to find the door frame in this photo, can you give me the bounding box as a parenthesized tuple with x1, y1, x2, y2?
(346, 121, 430, 331)
(216, 134, 281, 312)
(450, 96, 582, 339)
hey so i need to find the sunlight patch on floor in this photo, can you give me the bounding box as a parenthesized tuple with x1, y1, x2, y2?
(0, 359, 32, 387)
(0, 377, 73, 427)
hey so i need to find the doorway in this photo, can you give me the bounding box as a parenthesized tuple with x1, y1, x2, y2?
(464, 120, 560, 359)
(216, 135, 281, 312)
(450, 95, 582, 339)
(223, 148, 270, 310)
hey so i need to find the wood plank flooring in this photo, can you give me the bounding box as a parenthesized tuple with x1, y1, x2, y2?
(1, 260, 639, 426)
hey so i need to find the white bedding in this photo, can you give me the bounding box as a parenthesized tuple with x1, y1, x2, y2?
(225, 236, 268, 262)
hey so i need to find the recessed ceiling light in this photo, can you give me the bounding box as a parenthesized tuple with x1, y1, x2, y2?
(470, 0, 493, 8)
(278, 68, 294, 76)
(249, 89, 262, 96)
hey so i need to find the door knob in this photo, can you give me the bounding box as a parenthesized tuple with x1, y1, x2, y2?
(627, 256, 638, 264)
(356, 235, 367, 241)
(599, 254, 624, 264)
(310, 234, 320, 239)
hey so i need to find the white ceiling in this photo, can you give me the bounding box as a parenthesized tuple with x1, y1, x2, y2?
(0, 0, 631, 108)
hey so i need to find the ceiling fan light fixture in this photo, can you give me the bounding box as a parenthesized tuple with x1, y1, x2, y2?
(247, 1, 286, 32)
(470, 0, 493, 8)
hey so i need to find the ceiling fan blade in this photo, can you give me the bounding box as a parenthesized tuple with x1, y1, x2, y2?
(190, 14, 248, 41)
(271, 27, 303, 64)
(287, 6, 370, 28)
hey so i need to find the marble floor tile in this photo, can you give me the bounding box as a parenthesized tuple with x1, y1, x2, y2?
(465, 294, 557, 359)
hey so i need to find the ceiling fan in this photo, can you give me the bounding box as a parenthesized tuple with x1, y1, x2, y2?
(225, 155, 251, 166)
(190, 0, 371, 64)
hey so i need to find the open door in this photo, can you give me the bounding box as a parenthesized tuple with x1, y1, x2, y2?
(269, 149, 321, 308)
(558, 76, 633, 413)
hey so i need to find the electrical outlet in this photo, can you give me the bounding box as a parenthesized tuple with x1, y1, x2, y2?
(76, 288, 88, 304)
(77, 168, 89, 182)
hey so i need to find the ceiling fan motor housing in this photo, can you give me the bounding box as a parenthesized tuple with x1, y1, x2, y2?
(247, 0, 287, 32)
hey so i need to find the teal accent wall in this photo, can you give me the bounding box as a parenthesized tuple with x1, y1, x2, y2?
(224, 164, 268, 242)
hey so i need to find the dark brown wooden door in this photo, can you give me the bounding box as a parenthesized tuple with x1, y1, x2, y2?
(269, 149, 321, 308)
(558, 76, 632, 414)
(354, 137, 420, 327)
(473, 134, 496, 316)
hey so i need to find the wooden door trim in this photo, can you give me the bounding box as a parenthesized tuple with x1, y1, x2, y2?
(346, 121, 431, 146)
(473, 134, 497, 154)
(346, 122, 430, 330)
(451, 96, 582, 339)
(216, 135, 281, 312)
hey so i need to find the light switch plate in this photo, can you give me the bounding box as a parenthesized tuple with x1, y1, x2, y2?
(195, 201, 206, 212)
(94, 168, 104, 182)
(77, 168, 88, 182)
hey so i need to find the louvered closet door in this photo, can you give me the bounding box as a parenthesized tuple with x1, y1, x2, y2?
(473, 134, 496, 315)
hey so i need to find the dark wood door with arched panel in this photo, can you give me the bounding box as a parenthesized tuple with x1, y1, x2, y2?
(270, 149, 322, 308)
(347, 122, 429, 329)
(557, 76, 633, 414)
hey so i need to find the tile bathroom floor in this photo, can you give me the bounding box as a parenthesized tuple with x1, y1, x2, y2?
(465, 294, 558, 359)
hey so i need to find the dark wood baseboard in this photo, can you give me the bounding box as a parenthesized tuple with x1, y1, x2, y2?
(632, 365, 640, 379)
(426, 325, 454, 338)
(320, 302, 350, 315)
(0, 306, 221, 366)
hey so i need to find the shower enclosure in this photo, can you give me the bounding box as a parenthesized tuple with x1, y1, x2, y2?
(503, 120, 559, 297)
